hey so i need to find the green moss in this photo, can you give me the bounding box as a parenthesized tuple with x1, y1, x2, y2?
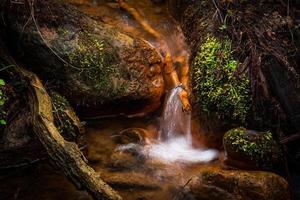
(68, 33, 127, 99)
(0, 79, 6, 125)
(224, 127, 282, 168)
(192, 35, 250, 124)
(57, 27, 69, 36)
(50, 91, 77, 140)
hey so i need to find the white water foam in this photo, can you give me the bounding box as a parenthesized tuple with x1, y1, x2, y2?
(143, 136, 218, 163)
(144, 87, 218, 164)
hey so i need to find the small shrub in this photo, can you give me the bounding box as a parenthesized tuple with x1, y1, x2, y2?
(192, 35, 250, 124)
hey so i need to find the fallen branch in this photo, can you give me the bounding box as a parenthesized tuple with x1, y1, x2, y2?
(17, 67, 122, 200)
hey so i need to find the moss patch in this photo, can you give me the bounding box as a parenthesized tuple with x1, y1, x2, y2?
(0, 79, 6, 125)
(50, 91, 79, 141)
(224, 127, 283, 169)
(68, 32, 127, 99)
(192, 35, 250, 124)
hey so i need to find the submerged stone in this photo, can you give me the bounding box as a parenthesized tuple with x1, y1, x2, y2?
(115, 128, 147, 145)
(109, 149, 145, 171)
(223, 127, 283, 170)
(180, 168, 290, 200)
(102, 171, 161, 191)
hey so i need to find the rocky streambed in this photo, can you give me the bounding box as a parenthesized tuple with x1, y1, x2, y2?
(0, 117, 290, 200)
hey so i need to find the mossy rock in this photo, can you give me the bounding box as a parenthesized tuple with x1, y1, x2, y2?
(180, 168, 290, 200)
(4, 0, 164, 117)
(223, 127, 283, 170)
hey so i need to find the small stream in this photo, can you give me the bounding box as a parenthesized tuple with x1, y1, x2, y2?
(85, 117, 220, 200)
(73, 0, 219, 199)
(74, 0, 219, 199)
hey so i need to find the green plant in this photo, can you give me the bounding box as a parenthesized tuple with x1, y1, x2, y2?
(192, 35, 250, 124)
(219, 24, 228, 32)
(224, 127, 282, 169)
(0, 79, 6, 125)
(51, 91, 77, 139)
(68, 33, 126, 99)
(225, 128, 274, 157)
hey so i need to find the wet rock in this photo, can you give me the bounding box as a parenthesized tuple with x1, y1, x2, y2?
(109, 150, 145, 170)
(223, 127, 283, 170)
(114, 128, 147, 145)
(109, 143, 145, 170)
(103, 172, 161, 191)
(180, 168, 290, 200)
(3, 0, 164, 117)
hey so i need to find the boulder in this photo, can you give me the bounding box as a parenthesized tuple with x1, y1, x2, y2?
(114, 128, 147, 145)
(223, 127, 283, 170)
(180, 168, 290, 200)
(3, 0, 164, 117)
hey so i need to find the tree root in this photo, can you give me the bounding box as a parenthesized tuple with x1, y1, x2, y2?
(16, 67, 122, 200)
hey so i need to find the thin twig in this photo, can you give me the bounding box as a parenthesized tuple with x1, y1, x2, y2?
(212, 0, 224, 23)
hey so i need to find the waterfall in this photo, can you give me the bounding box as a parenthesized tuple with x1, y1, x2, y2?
(143, 87, 218, 164)
(159, 87, 192, 141)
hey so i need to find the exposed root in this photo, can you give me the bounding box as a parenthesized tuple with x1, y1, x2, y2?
(16, 67, 122, 200)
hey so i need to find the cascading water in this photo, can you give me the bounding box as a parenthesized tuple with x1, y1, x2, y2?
(83, 0, 219, 164)
(143, 87, 218, 163)
(159, 87, 192, 141)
